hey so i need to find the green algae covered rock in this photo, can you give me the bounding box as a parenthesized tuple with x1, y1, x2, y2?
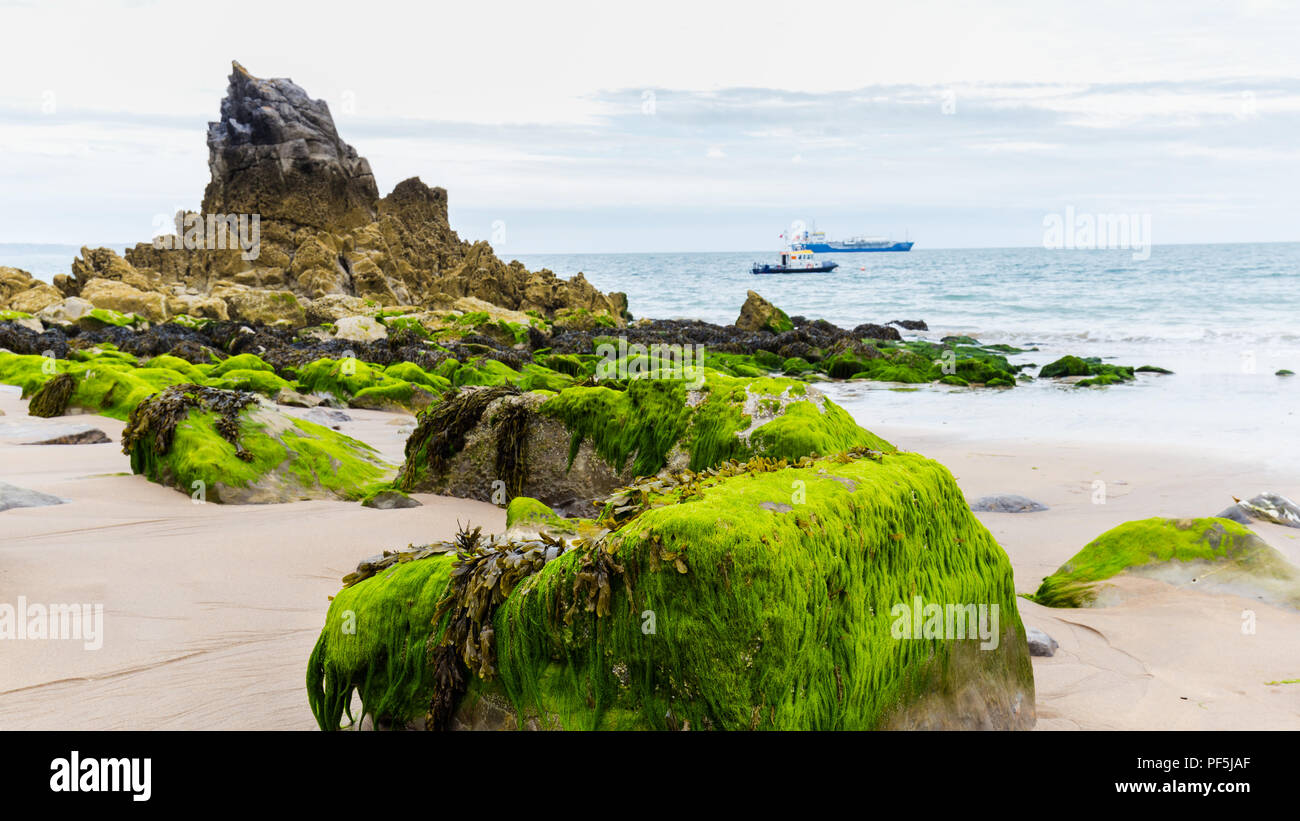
(1039, 355, 1136, 385)
(735, 290, 793, 334)
(1031, 517, 1300, 609)
(0, 351, 192, 420)
(395, 372, 894, 515)
(308, 451, 1035, 731)
(292, 356, 447, 411)
(504, 496, 563, 530)
(122, 384, 391, 503)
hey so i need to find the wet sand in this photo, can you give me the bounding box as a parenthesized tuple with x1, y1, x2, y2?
(1, 388, 1297, 730)
(891, 425, 1300, 730)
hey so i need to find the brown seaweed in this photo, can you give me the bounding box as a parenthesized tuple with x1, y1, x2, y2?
(27, 373, 75, 418)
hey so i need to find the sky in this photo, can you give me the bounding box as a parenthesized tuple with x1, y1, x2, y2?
(0, 0, 1298, 253)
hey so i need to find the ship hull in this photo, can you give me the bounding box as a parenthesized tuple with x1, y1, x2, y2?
(751, 262, 839, 275)
(797, 241, 913, 253)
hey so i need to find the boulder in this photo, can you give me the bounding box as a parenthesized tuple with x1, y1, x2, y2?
(396, 373, 894, 516)
(971, 495, 1049, 513)
(274, 387, 323, 408)
(1025, 627, 1059, 657)
(360, 489, 422, 510)
(80, 278, 168, 322)
(0, 266, 45, 306)
(36, 297, 96, 328)
(166, 292, 229, 321)
(333, 315, 387, 343)
(308, 450, 1036, 731)
(1031, 517, 1300, 609)
(735, 290, 793, 334)
(216, 286, 307, 327)
(304, 294, 370, 324)
(8, 283, 63, 314)
(121, 384, 391, 503)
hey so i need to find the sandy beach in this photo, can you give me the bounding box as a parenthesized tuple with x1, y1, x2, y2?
(2, 383, 1296, 731)
(895, 426, 1300, 730)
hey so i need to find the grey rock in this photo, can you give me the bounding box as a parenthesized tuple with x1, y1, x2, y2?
(275, 387, 323, 408)
(304, 408, 352, 428)
(1218, 493, 1300, 529)
(758, 502, 793, 513)
(1215, 505, 1254, 525)
(361, 490, 421, 510)
(21, 428, 111, 445)
(1026, 627, 1058, 657)
(0, 481, 65, 512)
(970, 494, 1049, 513)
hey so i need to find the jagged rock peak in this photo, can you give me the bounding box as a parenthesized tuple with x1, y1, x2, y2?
(202, 61, 379, 231)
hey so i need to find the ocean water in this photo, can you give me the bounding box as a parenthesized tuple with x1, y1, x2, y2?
(512, 244, 1300, 472)
(4, 242, 1297, 470)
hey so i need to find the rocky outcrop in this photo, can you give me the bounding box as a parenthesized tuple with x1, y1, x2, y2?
(3, 62, 627, 330)
(1, 267, 62, 314)
(203, 61, 379, 233)
(123, 64, 626, 327)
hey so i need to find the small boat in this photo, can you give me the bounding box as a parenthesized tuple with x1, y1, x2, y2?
(751, 248, 839, 275)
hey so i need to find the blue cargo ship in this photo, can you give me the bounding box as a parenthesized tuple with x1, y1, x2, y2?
(789, 228, 913, 253)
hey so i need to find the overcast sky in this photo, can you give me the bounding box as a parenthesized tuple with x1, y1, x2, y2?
(1, 0, 1298, 253)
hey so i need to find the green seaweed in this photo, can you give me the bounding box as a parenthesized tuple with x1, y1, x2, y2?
(1030, 517, 1288, 608)
(308, 451, 1032, 730)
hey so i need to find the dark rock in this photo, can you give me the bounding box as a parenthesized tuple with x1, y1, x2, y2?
(970, 495, 1049, 513)
(204, 61, 378, 231)
(22, 428, 111, 445)
(890, 319, 928, 331)
(1026, 627, 1058, 657)
(851, 323, 902, 341)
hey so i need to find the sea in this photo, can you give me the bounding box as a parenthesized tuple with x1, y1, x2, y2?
(5, 242, 1297, 471)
